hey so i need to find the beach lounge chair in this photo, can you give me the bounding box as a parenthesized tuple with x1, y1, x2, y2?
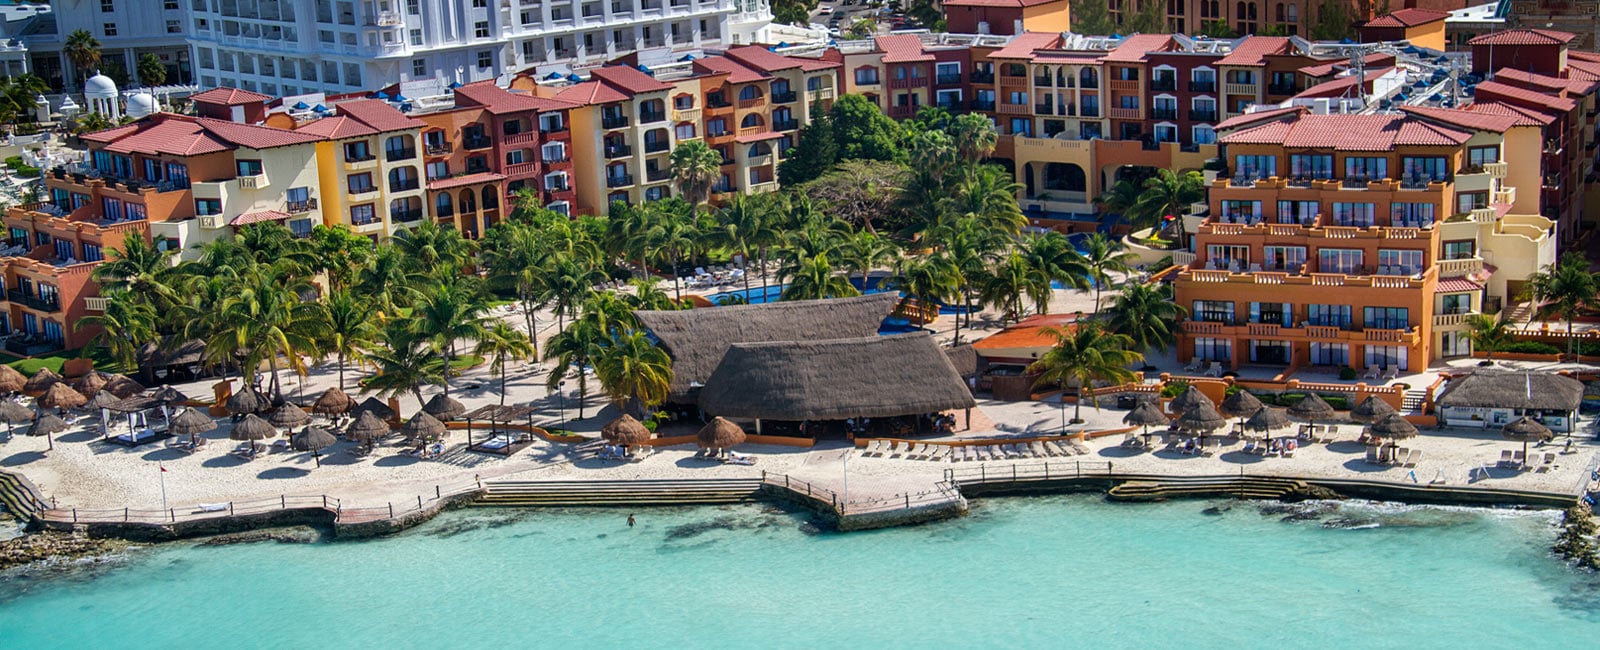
(1404, 450, 1421, 468)
(1535, 452, 1556, 472)
(1184, 357, 1202, 372)
(1204, 362, 1223, 377)
(1069, 440, 1091, 455)
(910, 443, 930, 460)
(994, 445, 1013, 459)
(1365, 447, 1380, 464)
(1513, 450, 1527, 468)
(1046, 440, 1070, 456)
(1362, 365, 1380, 380)
(1383, 366, 1400, 381)
(970, 446, 988, 461)
(929, 446, 949, 462)
(958, 446, 972, 462)
(863, 440, 882, 456)
(196, 503, 228, 513)
(1496, 450, 1514, 467)
(998, 444, 1017, 459)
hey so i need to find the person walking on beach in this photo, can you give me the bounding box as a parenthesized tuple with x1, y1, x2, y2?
(627, 514, 636, 528)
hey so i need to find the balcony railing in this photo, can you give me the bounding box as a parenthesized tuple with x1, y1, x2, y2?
(969, 99, 995, 111)
(426, 142, 453, 156)
(1151, 79, 1177, 91)
(1190, 109, 1217, 122)
(646, 168, 672, 182)
(349, 185, 378, 196)
(774, 119, 799, 131)
(287, 198, 318, 214)
(936, 73, 962, 85)
(1267, 83, 1301, 95)
(390, 179, 420, 192)
(238, 174, 268, 190)
(970, 71, 994, 84)
(7, 289, 59, 312)
(463, 137, 492, 150)
(1151, 108, 1178, 120)
(385, 147, 416, 162)
(639, 110, 667, 123)
(606, 143, 633, 158)
(771, 91, 797, 104)
(1190, 81, 1216, 92)
(390, 209, 423, 222)
(606, 174, 635, 188)
(1223, 82, 1258, 95)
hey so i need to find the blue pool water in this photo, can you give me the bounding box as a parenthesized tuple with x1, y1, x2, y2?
(3, 496, 1598, 648)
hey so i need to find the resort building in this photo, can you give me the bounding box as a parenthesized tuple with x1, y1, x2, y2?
(1173, 106, 1556, 372)
(1435, 371, 1583, 432)
(939, 0, 1072, 37)
(543, 65, 678, 213)
(1358, 8, 1452, 51)
(284, 98, 428, 238)
(6, 0, 192, 90)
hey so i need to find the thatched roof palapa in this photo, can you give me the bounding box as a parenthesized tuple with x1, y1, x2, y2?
(38, 382, 88, 410)
(352, 396, 396, 420)
(29, 414, 68, 436)
(292, 426, 338, 452)
(225, 387, 271, 415)
(1436, 371, 1583, 411)
(346, 410, 391, 444)
(1168, 385, 1214, 413)
(1176, 402, 1227, 433)
(311, 387, 354, 415)
(400, 411, 447, 441)
(104, 374, 145, 399)
(84, 390, 121, 411)
(1245, 406, 1293, 432)
(1350, 396, 1398, 424)
(0, 400, 34, 423)
(231, 414, 278, 441)
(106, 395, 160, 413)
(1366, 413, 1419, 441)
(0, 365, 26, 393)
(697, 333, 976, 421)
(150, 386, 190, 405)
(635, 293, 899, 402)
(1219, 390, 1263, 419)
(696, 417, 747, 449)
(944, 344, 985, 380)
(1122, 401, 1169, 428)
(23, 368, 62, 395)
(267, 403, 311, 429)
(422, 393, 466, 421)
(1500, 416, 1553, 444)
(136, 338, 206, 367)
(168, 408, 217, 437)
(463, 404, 534, 422)
(1288, 393, 1337, 421)
(601, 414, 652, 446)
(73, 370, 112, 398)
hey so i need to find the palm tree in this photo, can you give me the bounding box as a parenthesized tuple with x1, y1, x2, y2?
(654, 208, 701, 300)
(1028, 323, 1143, 424)
(392, 219, 475, 281)
(92, 236, 178, 310)
(320, 289, 378, 389)
(1080, 233, 1136, 315)
(135, 53, 166, 87)
(538, 253, 604, 332)
(1094, 178, 1144, 223)
(74, 290, 156, 372)
(1132, 168, 1206, 239)
(709, 194, 777, 294)
(475, 322, 535, 405)
(213, 268, 325, 400)
(781, 253, 859, 301)
(1523, 252, 1599, 355)
(0, 74, 48, 126)
(606, 201, 662, 279)
(948, 112, 999, 166)
(356, 245, 418, 316)
(592, 329, 673, 418)
(840, 230, 897, 292)
(544, 318, 605, 421)
(482, 223, 552, 346)
(670, 139, 724, 208)
(64, 30, 101, 80)
(950, 165, 1026, 237)
(980, 251, 1048, 324)
(363, 322, 446, 407)
(1464, 313, 1511, 365)
(411, 278, 489, 395)
(1105, 283, 1188, 354)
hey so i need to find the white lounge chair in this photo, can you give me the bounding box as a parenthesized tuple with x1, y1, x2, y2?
(1204, 362, 1223, 377)
(1362, 366, 1380, 380)
(1383, 366, 1400, 381)
(1497, 450, 1515, 467)
(1183, 357, 1203, 372)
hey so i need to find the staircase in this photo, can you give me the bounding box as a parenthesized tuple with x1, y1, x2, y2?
(1402, 389, 1428, 412)
(1503, 300, 1535, 324)
(0, 471, 46, 523)
(1106, 476, 1309, 502)
(476, 478, 765, 507)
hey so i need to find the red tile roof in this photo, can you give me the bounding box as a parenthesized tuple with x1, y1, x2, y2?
(694, 55, 770, 84)
(1468, 29, 1577, 46)
(590, 65, 673, 93)
(1434, 278, 1484, 294)
(875, 34, 934, 64)
(427, 172, 506, 191)
(335, 98, 426, 132)
(1399, 105, 1519, 133)
(101, 118, 232, 156)
(190, 87, 273, 106)
(1213, 105, 1304, 131)
(1467, 100, 1557, 126)
(1222, 114, 1472, 150)
(295, 115, 377, 139)
(723, 45, 838, 72)
(1569, 51, 1600, 64)
(734, 131, 786, 144)
(230, 210, 292, 226)
(989, 32, 1061, 60)
(1492, 68, 1572, 94)
(552, 81, 631, 105)
(455, 82, 579, 113)
(1100, 34, 1172, 63)
(1364, 8, 1450, 28)
(1473, 80, 1577, 113)
(1215, 36, 1290, 67)
(1295, 68, 1392, 98)
(194, 117, 323, 149)
(1565, 59, 1600, 83)
(942, 0, 1061, 6)
(78, 123, 142, 144)
(1298, 52, 1392, 78)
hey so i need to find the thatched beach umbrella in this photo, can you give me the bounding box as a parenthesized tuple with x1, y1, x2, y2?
(346, 410, 391, 447)
(230, 413, 278, 452)
(1168, 384, 1214, 413)
(312, 387, 354, 417)
(1244, 406, 1293, 435)
(696, 417, 747, 452)
(267, 403, 311, 430)
(84, 390, 120, 437)
(23, 368, 62, 396)
(0, 400, 33, 438)
(225, 387, 271, 415)
(104, 374, 145, 399)
(0, 365, 26, 394)
(168, 407, 217, 444)
(38, 382, 87, 412)
(1220, 389, 1263, 423)
(1288, 393, 1337, 431)
(601, 414, 652, 447)
(352, 396, 395, 421)
(1176, 402, 1227, 442)
(72, 370, 111, 399)
(1365, 413, 1418, 453)
(150, 386, 190, 405)
(1350, 396, 1397, 424)
(292, 426, 338, 467)
(29, 413, 67, 450)
(1500, 416, 1553, 462)
(422, 393, 466, 421)
(400, 411, 447, 443)
(1122, 401, 1170, 442)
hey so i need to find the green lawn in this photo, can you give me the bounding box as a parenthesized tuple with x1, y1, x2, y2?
(451, 354, 485, 370)
(4, 347, 116, 375)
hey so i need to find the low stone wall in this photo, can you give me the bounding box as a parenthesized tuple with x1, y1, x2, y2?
(334, 489, 484, 539)
(836, 496, 968, 531)
(36, 508, 336, 542)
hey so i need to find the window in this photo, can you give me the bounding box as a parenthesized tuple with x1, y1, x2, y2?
(1235, 154, 1276, 178)
(506, 150, 525, 165)
(195, 198, 222, 216)
(167, 20, 182, 33)
(1007, 91, 1028, 105)
(1193, 300, 1235, 324)
(345, 141, 372, 162)
(475, 21, 490, 38)
(1400, 156, 1448, 181)
(1457, 192, 1488, 214)
(102, 0, 114, 12)
(675, 123, 696, 140)
(539, 113, 565, 132)
(410, 29, 423, 46)
(541, 142, 567, 161)
(1276, 200, 1317, 226)
(1309, 342, 1349, 366)
(1206, 244, 1250, 268)
(1364, 307, 1409, 331)
(1220, 200, 1261, 222)
(1261, 245, 1306, 272)
(348, 173, 375, 194)
(1317, 248, 1363, 274)
(236, 160, 263, 177)
(1289, 154, 1334, 179)
(477, 51, 493, 69)
(738, 86, 761, 101)
(1344, 156, 1387, 181)
(286, 187, 310, 211)
(1009, 118, 1031, 137)
(1251, 302, 1294, 327)
(706, 118, 727, 136)
(544, 172, 569, 191)
(426, 161, 449, 180)
(164, 0, 178, 8)
(350, 204, 377, 226)
(1307, 304, 1352, 328)
(1442, 240, 1475, 260)
(408, 0, 421, 13)
(674, 94, 694, 110)
(1193, 338, 1231, 362)
(855, 67, 880, 85)
(1193, 125, 1216, 144)
(474, 0, 488, 6)
(1330, 202, 1376, 227)
(290, 219, 313, 238)
(413, 59, 427, 77)
(1377, 249, 1424, 274)
(103, 23, 118, 37)
(1391, 202, 1435, 227)
(1365, 345, 1407, 370)
(83, 244, 103, 263)
(1441, 293, 1473, 316)
(1467, 145, 1499, 168)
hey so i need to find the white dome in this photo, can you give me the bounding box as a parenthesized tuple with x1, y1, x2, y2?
(84, 74, 118, 98)
(125, 93, 156, 118)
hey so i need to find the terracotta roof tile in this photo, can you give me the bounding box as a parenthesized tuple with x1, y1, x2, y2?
(590, 65, 673, 94)
(1468, 29, 1577, 46)
(1099, 34, 1172, 63)
(230, 210, 292, 226)
(335, 99, 426, 132)
(1299, 52, 1392, 78)
(79, 123, 142, 143)
(295, 115, 377, 139)
(1565, 59, 1600, 83)
(1569, 51, 1600, 64)
(1215, 36, 1290, 67)
(1466, 100, 1556, 126)
(1474, 80, 1577, 113)
(427, 172, 505, 191)
(1434, 278, 1484, 293)
(1400, 105, 1519, 133)
(101, 118, 233, 156)
(723, 45, 838, 72)
(194, 117, 323, 149)
(1213, 105, 1304, 131)
(1364, 8, 1450, 28)
(1492, 68, 1572, 94)
(734, 131, 785, 143)
(1222, 113, 1471, 151)
(989, 32, 1061, 60)
(694, 55, 770, 84)
(552, 81, 631, 105)
(943, 0, 1059, 6)
(875, 34, 934, 64)
(455, 82, 580, 113)
(190, 87, 273, 106)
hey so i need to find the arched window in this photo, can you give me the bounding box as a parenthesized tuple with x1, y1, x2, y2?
(434, 192, 453, 217)
(740, 113, 764, 128)
(1286, 3, 1297, 22)
(1080, 68, 1097, 88)
(738, 85, 762, 101)
(482, 185, 499, 210)
(458, 189, 476, 213)
(747, 142, 772, 157)
(388, 166, 417, 192)
(1275, 3, 1284, 21)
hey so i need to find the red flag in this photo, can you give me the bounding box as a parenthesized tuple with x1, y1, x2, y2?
(160, 465, 168, 472)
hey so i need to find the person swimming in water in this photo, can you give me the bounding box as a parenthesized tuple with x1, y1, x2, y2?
(627, 514, 636, 528)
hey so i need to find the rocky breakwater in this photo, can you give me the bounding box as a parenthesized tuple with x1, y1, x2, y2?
(1, 529, 130, 572)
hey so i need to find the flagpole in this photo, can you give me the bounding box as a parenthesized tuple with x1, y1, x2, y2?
(159, 464, 168, 512)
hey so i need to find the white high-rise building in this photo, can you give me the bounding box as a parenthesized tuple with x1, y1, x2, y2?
(185, 0, 775, 97)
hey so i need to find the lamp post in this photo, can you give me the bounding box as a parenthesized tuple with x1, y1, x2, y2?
(557, 381, 567, 429)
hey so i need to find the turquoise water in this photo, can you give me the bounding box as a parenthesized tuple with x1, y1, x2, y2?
(3, 496, 1599, 648)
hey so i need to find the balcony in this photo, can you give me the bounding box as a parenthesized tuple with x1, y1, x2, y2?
(348, 184, 379, 197)
(707, 96, 732, 109)
(997, 103, 1031, 116)
(1190, 81, 1216, 92)
(1223, 82, 1258, 96)
(287, 198, 318, 214)
(639, 109, 667, 123)
(1189, 109, 1217, 122)
(646, 168, 672, 183)
(463, 136, 492, 150)
(343, 155, 377, 171)
(970, 99, 996, 111)
(84, 296, 107, 312)
(540, 123, 569, 134)
(774, 119, 799, 132)
(1178, 317, 1420, 345)
(1034, 104, 1053, 116)
(1437, 256, 1484, 278)
(426, 142, 453, 156)
(1267, 83, 1301, 95)
(936, 73, 962, 85)
(970, 71, 994, 84)
(1108, 107, 1142, 120)
(237, 174, 269, 190)
(390, 209, 423, 223)
(503, 162, 539, 178)
(673, 108, 702, 123)
(1151, 78, 1177, 92)
(1151, 108, 1178, 121)
(807, 86, 835, 101)
(8, 289, 59, 313)
(644, 140, 670, 154)
(385, 148, 417, 163)
(1109, 79, 1140, 92)
(4, 336, 61, 356)
(503, 132, 540, 147)
(605, 143, 633, 159)
(198, 214, 228, 229)
(1484, 161, 1508, 179)
(771, 91, 797, 104)
(888, 77, 928, 90)
(390, 179, 420, 192)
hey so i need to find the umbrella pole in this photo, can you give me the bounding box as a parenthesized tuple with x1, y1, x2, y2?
(314, 449, 321, 468)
